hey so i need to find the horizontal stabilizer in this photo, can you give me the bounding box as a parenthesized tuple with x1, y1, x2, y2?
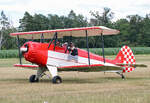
(116, 63, 147, 68)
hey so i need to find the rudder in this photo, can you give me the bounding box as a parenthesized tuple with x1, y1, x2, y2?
(114, 45, 136, 73)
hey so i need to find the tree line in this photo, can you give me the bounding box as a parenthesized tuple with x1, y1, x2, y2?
(0, 7, 150, 49)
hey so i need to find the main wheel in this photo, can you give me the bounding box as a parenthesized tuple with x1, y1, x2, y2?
(29, 75, 39, 83)
(52, 76, 62, 84)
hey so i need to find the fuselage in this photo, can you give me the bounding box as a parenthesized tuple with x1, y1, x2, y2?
(21, 41, 119, 68)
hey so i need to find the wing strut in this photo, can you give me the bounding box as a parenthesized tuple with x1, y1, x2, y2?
(31, 34, 34, 41)
(17, 36, 22, 64)
(85, 30, 90, 65)
(48, 32, 57, 49)
(101, 33, 105, 63)
(53, 32, 58, 51)
(40, 33, 44, 43)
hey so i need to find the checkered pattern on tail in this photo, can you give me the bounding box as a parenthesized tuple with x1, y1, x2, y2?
(121, 46, 135, 65)
(115, 45, 136, 73)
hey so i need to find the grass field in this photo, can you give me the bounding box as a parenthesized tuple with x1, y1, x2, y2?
(0, 55, 150, 103)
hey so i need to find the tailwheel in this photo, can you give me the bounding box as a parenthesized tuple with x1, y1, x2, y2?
(29, 75, 39, 83)
(121, 74, 125, 79)
(52, 76, 62, 84)
(116, 72, 125, 80)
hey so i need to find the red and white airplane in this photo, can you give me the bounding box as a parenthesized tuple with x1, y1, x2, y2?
(10, 26, 143, 84)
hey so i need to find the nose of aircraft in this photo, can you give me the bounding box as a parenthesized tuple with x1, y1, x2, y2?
(20, 47, 28, 52)
(20, 43, 29, 53)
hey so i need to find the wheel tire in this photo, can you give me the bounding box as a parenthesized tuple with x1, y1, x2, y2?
(29, 75, 39, 83)
(52, 76, 62, 84)
(121, 74, 125, 79)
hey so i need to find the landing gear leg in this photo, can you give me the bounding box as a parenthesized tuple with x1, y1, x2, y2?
(29, 67, 46, 83)
(116, 72, 125, 79)
(47, 65, 62, 84)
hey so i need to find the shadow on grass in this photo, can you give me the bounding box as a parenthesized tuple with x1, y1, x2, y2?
(125, 77, 150, 81)
(0, 78, 29, 83)
(0, 76, 149, 84)
(62, 76, 150, 84)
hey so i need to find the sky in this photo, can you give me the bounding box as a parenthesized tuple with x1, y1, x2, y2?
(0, 0, 150, 27)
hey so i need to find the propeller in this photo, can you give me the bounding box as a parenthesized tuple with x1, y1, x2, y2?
(17, 36, 22, 64)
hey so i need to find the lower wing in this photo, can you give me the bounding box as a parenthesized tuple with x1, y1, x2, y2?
(14, 64, 39, 70)
(14, 63, 122, 72)
(58, 64, 122, 72)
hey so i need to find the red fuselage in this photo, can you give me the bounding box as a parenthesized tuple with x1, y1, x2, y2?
(21, 41, 120, 67)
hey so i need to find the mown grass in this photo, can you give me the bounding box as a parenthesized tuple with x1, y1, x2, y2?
(0, 47, 150, 58)
(0, 55, 149, 103)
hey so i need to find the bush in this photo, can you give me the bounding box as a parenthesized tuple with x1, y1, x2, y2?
(0, 50, 18, 58)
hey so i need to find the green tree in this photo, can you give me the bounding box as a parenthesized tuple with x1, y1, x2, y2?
(62, 10, 88, 28)
(90, 7, 114, 26)
(140, 14, 150, 46)
(32, 14, 50, 30)
(48, 14, 65, 29)
(114, 19, 130, 46)
(127, 15, 143, 46)
(0, 11, 14, 50)
(19, 12, 34, 31)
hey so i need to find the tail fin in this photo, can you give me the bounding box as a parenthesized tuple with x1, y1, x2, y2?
(114, 45, 136, 73)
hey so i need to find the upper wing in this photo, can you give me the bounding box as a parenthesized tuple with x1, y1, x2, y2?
(10, 26, 119, 39)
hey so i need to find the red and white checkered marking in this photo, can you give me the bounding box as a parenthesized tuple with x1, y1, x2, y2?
(122, 66, 135, 72)
(121, 45, 135, 65)
(121, 45, 136, 72)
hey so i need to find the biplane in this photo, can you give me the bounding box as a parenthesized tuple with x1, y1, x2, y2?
(10, 26, 144, 84)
